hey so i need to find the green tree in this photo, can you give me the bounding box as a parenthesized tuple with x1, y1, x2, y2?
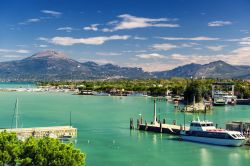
(0, 131, 21, 166)
(184, 80, 203, 104)
(0, 132, 86, 166)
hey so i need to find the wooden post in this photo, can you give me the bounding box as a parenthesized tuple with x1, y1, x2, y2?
(163, 118, 166, 124)
(130, 118, 134, 130)
(153, 99, 157, 124)
(160, 122, 162, 133)
(137, 119, 140, 129)
(140, 116, 143, 125)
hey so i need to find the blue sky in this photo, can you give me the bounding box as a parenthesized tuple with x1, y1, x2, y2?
(0, 0, 250, 71)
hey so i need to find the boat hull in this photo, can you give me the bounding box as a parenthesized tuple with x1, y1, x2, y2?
(181, 135, 246, 146)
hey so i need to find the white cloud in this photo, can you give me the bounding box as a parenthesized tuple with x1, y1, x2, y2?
(127, 45, 250, 71)
(170, 46, 250, 66)
(159, 36, 219, 41)
(37, 37, 49, 41)
(0, 48, 30, 54)
(239, 41, 250, 45)
(57, 27, 75, 32)
(16, 49, 30, 53)
(0, 54, 23, 61)
(241, 37, 250, 41)
(83, 24, 99, 31)
(102, 14, 179, 32)
(227, 36, 250, 45)
(122, 50, 147, 53)
(41, 10, 62, 17)
(152, 43, 177, 51)
(19, 10, 61, 25)
(33, 44, 48, 48)
(240, 30, 249, 34)
(96, 52, 122, 56)
(136, 53, 166, 59)
(27, 18, 40, 23)
(40, 35, 130, 46)
(207, 45, 224, 51)
(180, 43, 200, 47)
(134, 36, 147, 40)
(208, 21, 232, 27)
(19, 18, 41, 25)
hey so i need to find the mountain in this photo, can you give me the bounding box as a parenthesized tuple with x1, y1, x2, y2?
(0, 50, 249, 81)
(154, 60, 250, 79)
(154, 63, 202, 78)
(0, 50, 150, 81)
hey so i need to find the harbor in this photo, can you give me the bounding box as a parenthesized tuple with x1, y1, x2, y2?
(0, 89, 250, 165)
(130, 99, 250, 146)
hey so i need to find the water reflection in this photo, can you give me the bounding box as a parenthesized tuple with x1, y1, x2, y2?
(200, 148, 211, 166)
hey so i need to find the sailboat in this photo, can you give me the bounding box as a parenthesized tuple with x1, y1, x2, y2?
(11, 98, 22, 129)
(10, 98, 26, 140)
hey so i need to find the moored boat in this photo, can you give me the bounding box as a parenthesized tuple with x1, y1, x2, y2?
(180, 120, 247, 146)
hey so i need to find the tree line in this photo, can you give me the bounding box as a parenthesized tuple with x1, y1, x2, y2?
(37, 78, 250, 99)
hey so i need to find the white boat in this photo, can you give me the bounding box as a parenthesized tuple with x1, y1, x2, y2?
(180, 120, 247, 146)
(93, 92, 110, 96)
(213, 91, 237, 106)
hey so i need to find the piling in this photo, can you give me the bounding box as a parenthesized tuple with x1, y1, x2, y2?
(160, 122, 162, 133)
(163, 118, 166, 124)
(130, 118, 134, 130)
(145, 121, 148, 131)
(137, 119, 140, 129)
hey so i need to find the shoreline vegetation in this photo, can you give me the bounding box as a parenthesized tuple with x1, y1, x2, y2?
(39, 78, 250, 112)
(1, 78, 250, 112)
(36, 78, 250, 98)
(0, 131, 86, 166)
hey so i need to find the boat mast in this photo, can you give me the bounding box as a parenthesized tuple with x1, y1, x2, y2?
(16, 98, 18, 129)
(11, 98, 19, 129)
(70, 111, 72, 127)
(153, 99, 157, 124)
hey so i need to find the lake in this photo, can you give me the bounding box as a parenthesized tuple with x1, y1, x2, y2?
(0, 90, 250, 166)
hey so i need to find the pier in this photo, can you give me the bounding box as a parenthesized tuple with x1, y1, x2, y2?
(138, 122, 189, 135)
(130, 99, 189, 135)
(0, 126, 77, 139)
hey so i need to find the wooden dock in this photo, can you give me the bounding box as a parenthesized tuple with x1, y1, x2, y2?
(130, 99, 189, 135)
(0, 126, 77, 139)
(138, 122, 189, 135)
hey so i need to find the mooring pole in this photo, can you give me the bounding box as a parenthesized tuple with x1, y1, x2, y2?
(153, 99, 157, 124)
(70, 111, 72, 127)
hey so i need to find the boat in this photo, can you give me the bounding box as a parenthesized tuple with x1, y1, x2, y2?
(213, 97, 226, 106)
(213, 90, 237, 106)
(180, 119, 247, 146)
(93, 92, 110, 96)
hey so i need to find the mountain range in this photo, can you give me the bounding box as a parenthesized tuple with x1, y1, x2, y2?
(0, 50, 249, 81)
(154, 60, 250, 79)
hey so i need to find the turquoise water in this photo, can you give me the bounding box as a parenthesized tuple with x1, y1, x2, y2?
(0, 91, 250, 166)
(0, 82, 35, 88)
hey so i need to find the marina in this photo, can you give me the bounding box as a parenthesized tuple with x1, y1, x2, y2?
(0, 88, 250, 166)
(131, 99, 249, 146)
